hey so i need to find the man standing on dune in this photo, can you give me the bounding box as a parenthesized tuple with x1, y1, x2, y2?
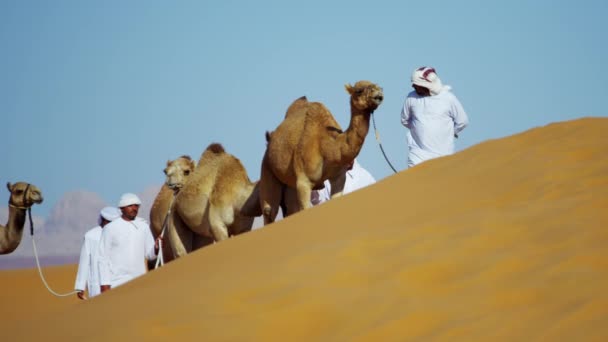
(74, 206, 121, 300)
(401, 66, 469, 167)
(98, 193, 161, 293)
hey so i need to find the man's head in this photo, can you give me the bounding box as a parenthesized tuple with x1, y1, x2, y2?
(118, 193, 142, 221)
(411, 66, 445, 96)
(98, 206, 121, 227)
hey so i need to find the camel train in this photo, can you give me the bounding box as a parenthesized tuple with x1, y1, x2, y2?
(2, 80, 383, 259)
(150, 80, 383, 260)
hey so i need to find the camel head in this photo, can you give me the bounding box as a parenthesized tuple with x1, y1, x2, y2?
(345, 80, 384, 114)
(7, 182, 43, 209)
(164, 155, 196, 190)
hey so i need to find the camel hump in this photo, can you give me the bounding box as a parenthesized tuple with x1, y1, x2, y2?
(206, 143, 225, 154)
(285, 96, 309, 118)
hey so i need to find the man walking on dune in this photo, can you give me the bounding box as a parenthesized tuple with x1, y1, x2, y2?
(98, 193, 161, 293)
(74, 206, 121, 300)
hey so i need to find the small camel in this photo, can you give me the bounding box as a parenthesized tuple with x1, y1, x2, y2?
(149, 155, 196, 264)
(260, 80, 383, 224)
(166, 143, 262, 258)
(1, 182, 44, 255)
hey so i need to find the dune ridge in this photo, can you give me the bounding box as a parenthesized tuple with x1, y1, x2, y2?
(2, 117, 607, 341)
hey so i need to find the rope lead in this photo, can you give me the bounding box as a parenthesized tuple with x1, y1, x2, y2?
(371, 113, 399, 174)
(29, 207, 78, 297)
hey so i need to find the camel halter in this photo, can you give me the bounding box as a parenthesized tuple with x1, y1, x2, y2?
(371, 112, 399, 174)
(9, 183, 31, 211)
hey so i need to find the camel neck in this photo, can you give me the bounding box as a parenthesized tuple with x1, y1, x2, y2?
(0, 206, 27, 254)
(7, 205, 27, 229)
(340, 108, 371, 160)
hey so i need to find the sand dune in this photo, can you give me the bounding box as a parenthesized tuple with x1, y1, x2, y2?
(2, 117, 607, 341)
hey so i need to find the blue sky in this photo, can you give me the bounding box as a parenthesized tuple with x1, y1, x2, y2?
(2, 0, 607, 218)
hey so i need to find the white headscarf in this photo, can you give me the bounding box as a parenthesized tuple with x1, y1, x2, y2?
(118, 193, 142, 208)
(98, 206, 121, 225)
(411, 66, 451, 95)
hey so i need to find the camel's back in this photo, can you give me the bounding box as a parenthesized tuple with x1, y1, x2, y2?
(211, 153, 253, 207)
(268, 100, 339, 166)
(179, 145, 251, 206)
(178, 145, 225, 202)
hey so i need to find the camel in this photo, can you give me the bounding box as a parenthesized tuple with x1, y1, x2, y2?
(1, 182, 44, 254)
(259, 80, 383, 224)
(166, 143, 262, 258)
(149, 155, 196, 264)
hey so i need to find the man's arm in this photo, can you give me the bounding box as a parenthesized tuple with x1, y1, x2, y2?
(401, 98, 412, 129)
(144, 224, 159, 260)
(451, 95, 469, 135)
(74, 236, 90, 300)
(97, 228, 112, 292)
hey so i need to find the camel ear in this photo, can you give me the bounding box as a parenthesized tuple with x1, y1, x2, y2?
(345, 84, 354, 95)
(6, 182, 12, 191)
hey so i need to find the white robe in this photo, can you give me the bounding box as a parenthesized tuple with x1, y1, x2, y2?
(74, 226, 103, 297)
(98, 217, 156, 289)
(311, 160, 376, 205)
(401, 89, 469, 167)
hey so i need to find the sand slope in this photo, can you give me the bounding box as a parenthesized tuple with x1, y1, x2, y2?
(2, 117, 607, 341)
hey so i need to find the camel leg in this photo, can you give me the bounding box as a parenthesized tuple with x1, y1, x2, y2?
(282, 186, 300, 217)
(167, 213, 193, 258)
(231, 214, 254, 236)
(260, 157, 282, 225)
(329, 171, 347, 199)
(192, 234, 214, 251)
(161, 232, 174, 263)
(296, 176, 313, 211)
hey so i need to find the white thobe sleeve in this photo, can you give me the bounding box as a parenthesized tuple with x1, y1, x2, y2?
(74, 237, 90, 291)
(97, 229, 111, 286)
(358, 170, 376, 188)
(401, 98, 411, 129)
(144, 225, 157, 260)
(450, 95, 469, 135)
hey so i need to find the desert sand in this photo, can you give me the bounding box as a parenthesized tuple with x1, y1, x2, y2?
(1, 117, 607, 341)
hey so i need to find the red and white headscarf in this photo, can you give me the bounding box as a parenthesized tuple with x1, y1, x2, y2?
(411, 66, 450, 95)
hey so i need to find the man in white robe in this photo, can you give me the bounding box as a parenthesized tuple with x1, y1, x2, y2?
(98, 193, 160, 293)
(401, 66, 469, 167)
(74, 206, 121, 299)
(311, 159, 376, 205)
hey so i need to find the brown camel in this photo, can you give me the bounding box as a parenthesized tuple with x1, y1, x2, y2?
(1, 182, 44, 254)
(259, 80, 383, 224)
(149, 155, 196, 264)
(166, 143, 262, 258)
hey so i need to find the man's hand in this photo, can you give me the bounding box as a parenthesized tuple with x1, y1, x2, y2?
(77, 290, 87, 300)
(100, 285, 111, 293)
